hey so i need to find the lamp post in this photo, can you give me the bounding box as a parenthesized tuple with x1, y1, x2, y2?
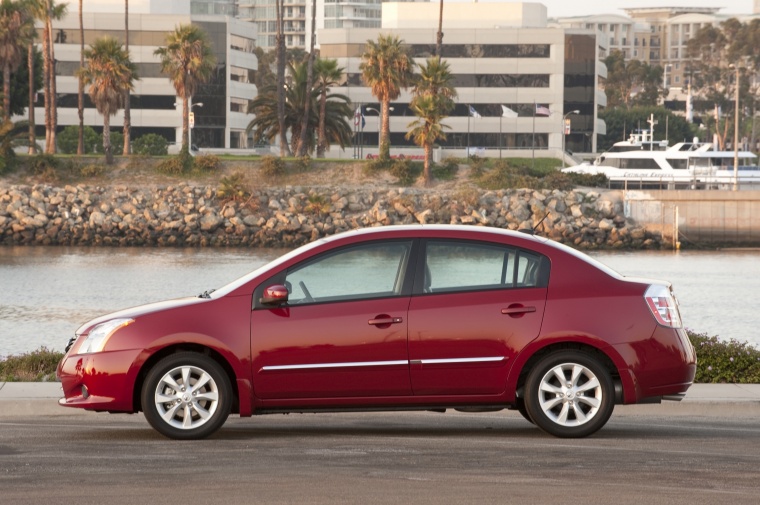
(562, 110, 580, 169)
(188, 98, 204, 153)
(729, 64, 741, 191)
(365, 106, 392, 151)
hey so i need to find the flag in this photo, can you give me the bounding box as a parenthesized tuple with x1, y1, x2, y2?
(469, 105, 481, 118)
(354, 106, 365, 128)
(501, 105, 518, 118)
(535, 104, 551, 116)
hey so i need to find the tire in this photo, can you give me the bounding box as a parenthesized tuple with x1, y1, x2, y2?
(514, 398, 534, 425)
(141, 352, 232, 440)
(524, 350, 614, 438)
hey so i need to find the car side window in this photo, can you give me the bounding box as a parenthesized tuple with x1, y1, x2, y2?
(424, 240, 544, 294)
(285, 241, 413, 304)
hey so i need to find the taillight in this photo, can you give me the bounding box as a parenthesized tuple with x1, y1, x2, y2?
(644, 285, 682, 328)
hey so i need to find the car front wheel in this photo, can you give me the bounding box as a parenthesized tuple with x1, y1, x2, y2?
(524, 351, 614, 438)
(141, 352, 232, 440)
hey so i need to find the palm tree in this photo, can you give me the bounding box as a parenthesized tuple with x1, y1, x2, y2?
(275, 0, 288, 156)
(154, 24, 215, 154)
(314, 57, 344, 158)
(247, 60, 352, 154)
(360, 34, 414, 162)
(408, 58, 456, 185)
(0, 0, 35, 122)
(79, 36, 137, 164)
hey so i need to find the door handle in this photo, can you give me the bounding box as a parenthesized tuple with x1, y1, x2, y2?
(368, 316, 403, 326)
(501, 306, 536, 316)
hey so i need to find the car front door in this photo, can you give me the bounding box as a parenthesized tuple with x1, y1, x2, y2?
(408, 239, 548, 396)
(250, 240, 415, 400)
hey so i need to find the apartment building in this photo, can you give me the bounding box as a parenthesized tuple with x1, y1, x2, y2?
(319, 2, 606, 156)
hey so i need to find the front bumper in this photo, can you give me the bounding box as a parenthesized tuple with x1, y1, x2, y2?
(57, 348, 143, 412)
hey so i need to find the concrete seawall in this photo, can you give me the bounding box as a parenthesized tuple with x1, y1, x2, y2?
(625, 190, 760, 246)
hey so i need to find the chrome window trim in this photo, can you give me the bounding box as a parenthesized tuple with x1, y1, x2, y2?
(411, 357, 506, 365)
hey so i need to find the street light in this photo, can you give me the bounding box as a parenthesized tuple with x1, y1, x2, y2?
(189, 99, 204, 153)
(562, 110, 580, 169)
(729, 63, 740, 191)
(365, 106, 393, 150)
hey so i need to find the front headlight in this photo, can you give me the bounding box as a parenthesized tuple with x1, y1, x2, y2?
(78, 318, 134, 354)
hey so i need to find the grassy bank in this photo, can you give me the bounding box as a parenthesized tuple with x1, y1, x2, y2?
(2, 332, 759, 383)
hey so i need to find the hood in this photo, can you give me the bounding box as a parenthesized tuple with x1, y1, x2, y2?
(75, 296, 207, 336)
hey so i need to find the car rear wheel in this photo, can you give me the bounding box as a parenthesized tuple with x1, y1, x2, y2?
(524, 351, 614, 438)
(141, 352, 232, 440)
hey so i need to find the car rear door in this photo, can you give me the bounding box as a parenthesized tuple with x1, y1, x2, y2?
(408, 239, 548, 396)
(250, 240, 415, 400)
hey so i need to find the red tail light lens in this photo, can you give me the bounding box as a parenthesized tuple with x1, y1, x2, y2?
(644, 285, 682, 328)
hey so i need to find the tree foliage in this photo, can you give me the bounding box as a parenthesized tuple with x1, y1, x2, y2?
(0, 44, 42, 118)
(603, 50, 663, 109)
(246, 60, 352, 155)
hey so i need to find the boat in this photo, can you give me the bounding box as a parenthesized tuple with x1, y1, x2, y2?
(563, 128, 760, 190)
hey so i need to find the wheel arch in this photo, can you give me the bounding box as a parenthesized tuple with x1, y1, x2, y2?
(509, 340, 627, 404)
(132, 344, 240, 414)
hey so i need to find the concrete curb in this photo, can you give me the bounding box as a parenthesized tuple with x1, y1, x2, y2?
(0, 383, 758, 419)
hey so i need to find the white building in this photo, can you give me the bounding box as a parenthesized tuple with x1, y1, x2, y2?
(319, 2, 606, 157)
(19, 0, 258, 150)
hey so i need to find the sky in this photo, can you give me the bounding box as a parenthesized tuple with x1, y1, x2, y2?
(534, 0, 755, 18)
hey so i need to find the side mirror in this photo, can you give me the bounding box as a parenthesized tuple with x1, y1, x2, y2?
(260, 284, 289, 306)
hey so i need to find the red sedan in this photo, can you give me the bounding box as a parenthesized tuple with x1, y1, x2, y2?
(57, 225, 696, 439)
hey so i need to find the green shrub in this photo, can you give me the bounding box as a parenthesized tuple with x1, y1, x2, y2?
(0, 347, 64, 382)
(297, 154, 312, 172)
(260, 155, 285, 178)
(566, 171, 609, 188)
(432, 160, 458, 181)
(27, 153, 60, 175)
(216, 172, 252, 203)
(156, 148, 193, 175)
(79, 163, 105, 177)
(108, 131, 124, 154)
(193, 154, 221, 172)
(688, 331, 760, 383)
(389, 159, 421, 186)
(304, 194, 330, 215)
(57, 125, 100, 154)
(363, 157, 390, 175)
(468, 155, 487, 178)
(132, 133, 169, 155)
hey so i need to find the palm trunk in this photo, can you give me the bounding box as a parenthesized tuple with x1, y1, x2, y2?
(77, 0, 84, 155)
(2, 62, 11, 122)
(423, 143, 432, 186)
(182, 96, 189, 152)
(296, 0, 317, 157)
(47, 12, 57, 153)
(103, 116, 112, 164)
(275, 0, 290, 157)
(379, 99, 391, 161)
(123, 0, 130, 155)
(317, 88, 327, 158)
(436, 0, 443, 61)
(43, 22, 51, 152)
(28, 44, 36, 154)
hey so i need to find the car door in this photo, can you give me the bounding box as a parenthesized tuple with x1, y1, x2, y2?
(250, 240, 415, 400)
(408, 239, 548, 396)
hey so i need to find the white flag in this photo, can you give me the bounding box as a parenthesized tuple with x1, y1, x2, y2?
(501, 105, 518, 118)
(469, 105, 481, 118)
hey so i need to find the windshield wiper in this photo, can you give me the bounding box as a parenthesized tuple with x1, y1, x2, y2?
(198, 289, 216, 299)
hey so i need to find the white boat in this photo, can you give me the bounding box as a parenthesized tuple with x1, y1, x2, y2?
(563, 129, 760, 190)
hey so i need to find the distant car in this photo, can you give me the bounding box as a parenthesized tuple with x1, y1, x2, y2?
(57, 225, 696, 439)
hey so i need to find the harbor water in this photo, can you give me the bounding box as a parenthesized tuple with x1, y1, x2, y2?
(1, 246, 758, 357)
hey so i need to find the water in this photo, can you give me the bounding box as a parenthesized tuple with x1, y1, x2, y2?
(1, 246, 758, 357)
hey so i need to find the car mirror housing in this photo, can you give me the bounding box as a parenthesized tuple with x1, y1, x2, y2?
(260, 284, 289, 305)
